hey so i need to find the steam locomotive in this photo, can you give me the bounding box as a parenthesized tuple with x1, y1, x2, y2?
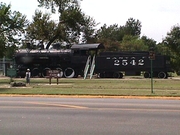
(14, 43, 172, 78)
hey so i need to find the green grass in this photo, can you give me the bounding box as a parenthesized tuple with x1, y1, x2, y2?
(0, 77, 180, 97)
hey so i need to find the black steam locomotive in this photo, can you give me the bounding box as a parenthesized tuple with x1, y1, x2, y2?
(14, 43, 172, 78)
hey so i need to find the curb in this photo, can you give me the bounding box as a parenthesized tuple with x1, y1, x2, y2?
(0, 94, 180, 100)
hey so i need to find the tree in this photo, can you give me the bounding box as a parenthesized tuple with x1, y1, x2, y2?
(97, 24, 121, 41)
(60, 6, 96, 43)
(36, 0, 96, 49)
(120, 35, 148, 51)
(96, 18, 142, 51)
(96, 24, 122, 51)
(123, 18, 142, 36)
(37, 0, 81, 14)
(0, 35, 6, 58)
(0, 2, 28, 58)
(80, 16, 97, 43)
(26, 8, 97, 49)
(26, 10, 57, 49)
(163, 25, 180, 72)
(164, 25, 180, 56)
(141, 36, 156, 51)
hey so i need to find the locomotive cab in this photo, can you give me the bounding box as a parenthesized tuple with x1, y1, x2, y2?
(70, 43, 105, 78)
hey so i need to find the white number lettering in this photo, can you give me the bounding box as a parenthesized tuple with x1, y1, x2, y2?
(138, 59, 144, 66)
(114, 60, 120, 66)
(122, 60, 128, 66)
(130, 59, 136, 66)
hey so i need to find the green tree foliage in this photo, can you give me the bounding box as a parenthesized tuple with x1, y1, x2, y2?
(163, 25, 180, 72)
(164, 25, 180, 56)
(141, 36, 158, 52)
(96, 24, 122, 51)
(26, 10, 57, 49)
(96, 18, 143, 51)
(78, 16, 97, 43)
(0, 2, 28, 58)
(120, 35, 148, 51)
(37, 0, 80, 14)
(141, 36, 156, 48)
(60, 6, 97, 43)
(36, 0, 96, 49)
(0, 35, 6, 58)
(97, 24, 123, 41)
(123, 18, 141, 36)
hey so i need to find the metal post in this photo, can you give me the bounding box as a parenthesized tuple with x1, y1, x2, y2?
(57, 77, 59, 85)
(49, 77, 51, 84)
(151, 59, 153, 93)
(3, 56, 5, 76)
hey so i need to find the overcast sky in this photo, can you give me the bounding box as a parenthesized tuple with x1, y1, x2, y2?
(2, 0, 180, 43)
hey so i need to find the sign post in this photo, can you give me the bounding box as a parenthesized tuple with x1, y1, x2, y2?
(150, 60, 153, 93)
(149, 48, 155, 94)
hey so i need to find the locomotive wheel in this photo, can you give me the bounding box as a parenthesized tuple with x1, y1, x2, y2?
(99, 72, 105, 78)
(144, 72, 150, 78)
(113, 72, 120, 78)
(32, 68, 40, 77)
(56, 68, 63, 77)
(119, 72, 123, 78)
(64, 67, 75, 78)
(42, 68, 51, 77)
(158, 72, 167, 79)
(113, 72, 123, 78)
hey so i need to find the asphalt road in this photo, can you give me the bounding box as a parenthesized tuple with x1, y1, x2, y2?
(0, 96, 180, 135)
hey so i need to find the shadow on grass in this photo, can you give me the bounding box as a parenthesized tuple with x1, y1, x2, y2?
(0, 88, 10, 91)
(0, 88, 13, 94)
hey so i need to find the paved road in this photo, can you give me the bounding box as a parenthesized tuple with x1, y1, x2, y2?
(0, 97, 180, 135)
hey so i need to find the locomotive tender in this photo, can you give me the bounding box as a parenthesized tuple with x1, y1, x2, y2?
(14, 43, 172, 78)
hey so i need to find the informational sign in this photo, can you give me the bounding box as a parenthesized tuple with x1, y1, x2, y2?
(47, 70, 61, 84)
(7, 68, 17, 77)
(47, 70, 60, 78)
(149, 51, 155, 60)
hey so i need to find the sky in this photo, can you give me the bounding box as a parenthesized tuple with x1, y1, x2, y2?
(1, 0, 180, 43)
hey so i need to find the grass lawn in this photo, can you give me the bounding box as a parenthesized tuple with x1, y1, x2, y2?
(0, 77, 180, 97)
